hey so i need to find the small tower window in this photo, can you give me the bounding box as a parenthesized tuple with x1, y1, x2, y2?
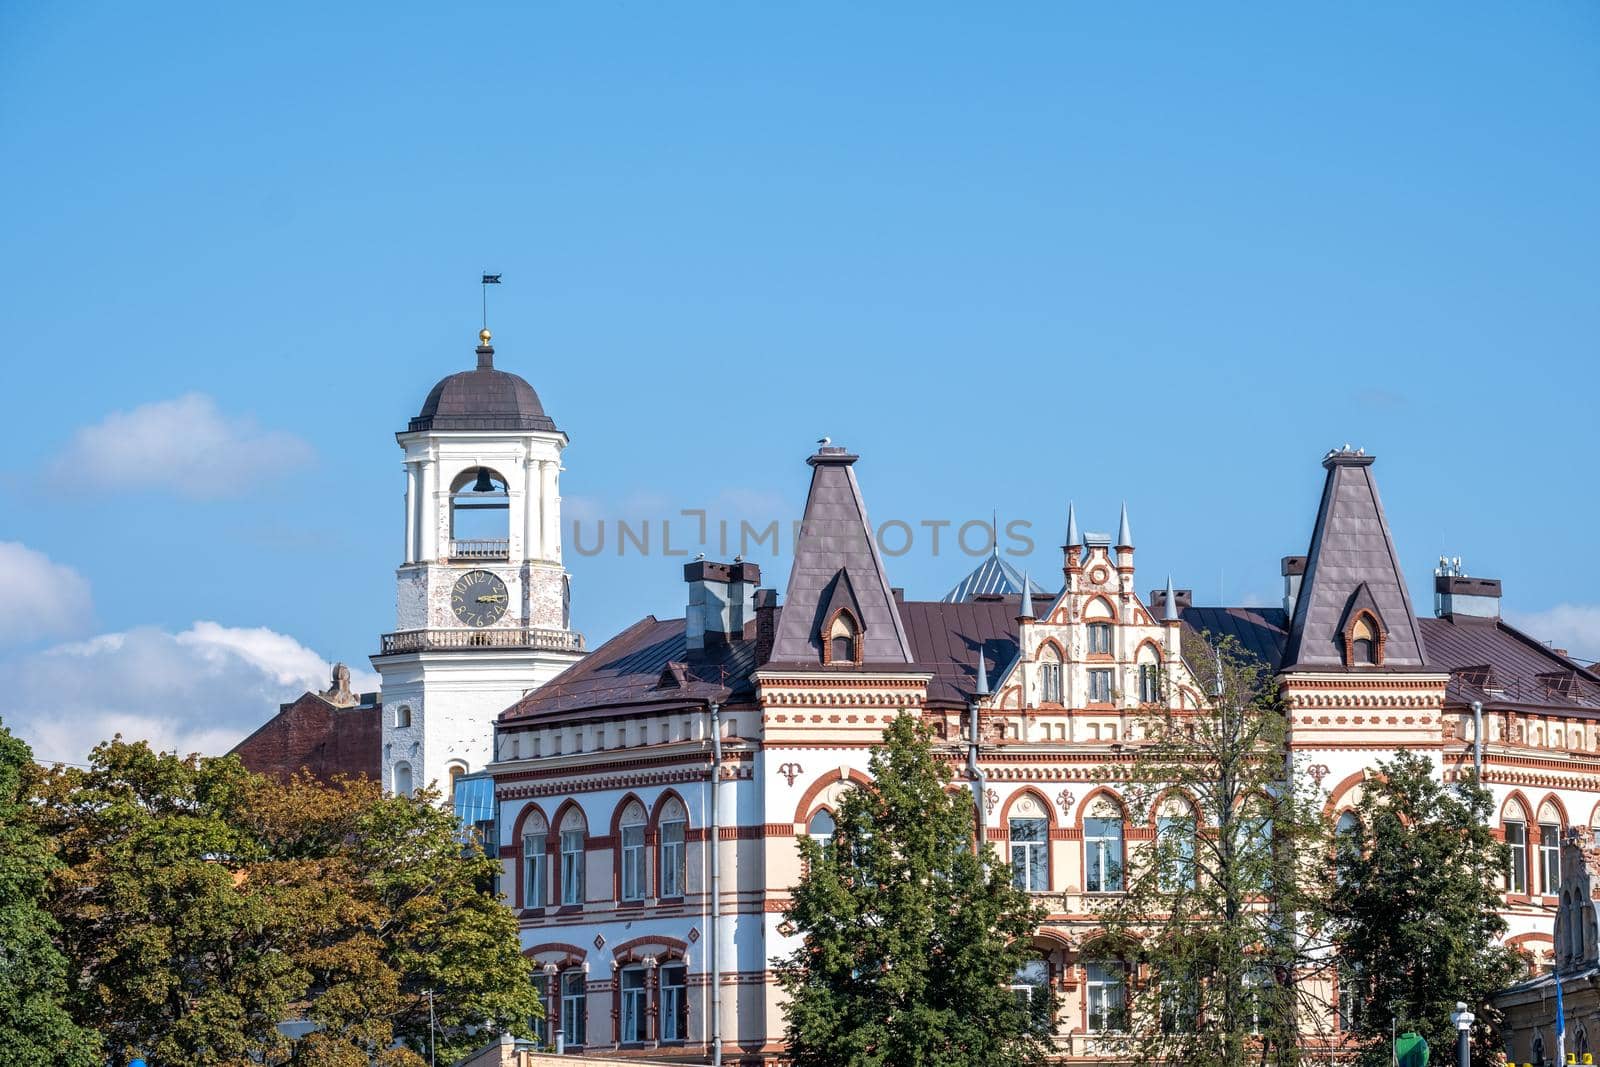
(824, 610, 860, 665)
(449, 467, 509, 559)
(394, 704, 412, 728)
(1347, 614, 1380, 666)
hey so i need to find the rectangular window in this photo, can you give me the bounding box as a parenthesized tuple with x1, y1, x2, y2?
(1506, 821, 1527, 894)
(1088, 669, 1113, 704)
(523, 833, 547, 908)
(660, 963, 688, 1042)
(1139, 663, 1159, 703)
(1086, 962, 1126, 1032)
(560, 970, 586, 1046)
(1085, 816, 1124, 892)
(1157, 815, 1196, 891)
(1009, 817, 1049, 891)
(1159, 968, 1198, 1034)
(621, 824, 646, 901)
(1245, 965, 1271, 1035)
(620, 967, 647, 1043)
(561, 829, 585, 905)
(660, 820, 686, 898)
(1040, 661, 1063, 704)
(1541, 823, 1561, 893)
(1088, 623, 1113, 655)
(1336, 965, 1362, 1032)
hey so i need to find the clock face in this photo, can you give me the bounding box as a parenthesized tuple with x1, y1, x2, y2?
(451, 570, 509, 627)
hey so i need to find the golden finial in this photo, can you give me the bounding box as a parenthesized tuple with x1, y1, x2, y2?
(479, 328, 492, 345)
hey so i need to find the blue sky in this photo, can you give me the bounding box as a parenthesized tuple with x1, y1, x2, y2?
(1, 2, 1596, 760)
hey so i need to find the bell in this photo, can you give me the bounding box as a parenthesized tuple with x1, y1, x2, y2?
(471, 468, 496, 493)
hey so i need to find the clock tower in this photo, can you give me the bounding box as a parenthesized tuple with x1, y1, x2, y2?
(371, 328, 584, 797)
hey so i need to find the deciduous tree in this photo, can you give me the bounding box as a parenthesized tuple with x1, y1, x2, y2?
(776, 713, 1054, 1067)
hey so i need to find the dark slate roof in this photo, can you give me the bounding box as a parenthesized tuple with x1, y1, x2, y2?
(500, 615, 762, 722)
(941, 551, 1050, 603)
(1420, 615, 1600, 711)
(767, 448, 913, 667)
(1180, 605, 1290, 668)
(900, 597, 1022, 706)
(408, 343, 558, 434)
(1282, 451, 1429, 671)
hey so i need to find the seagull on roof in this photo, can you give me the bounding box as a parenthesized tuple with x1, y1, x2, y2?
(694, 552, 705, 561)
(817, 436, 831, 446)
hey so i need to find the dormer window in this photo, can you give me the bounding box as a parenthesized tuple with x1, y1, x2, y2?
(1346, 613, 1382, 667)
(824, 609, 861, 666)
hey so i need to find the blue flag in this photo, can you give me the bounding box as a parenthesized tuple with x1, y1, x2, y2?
(1557, 978, 1567, 1066)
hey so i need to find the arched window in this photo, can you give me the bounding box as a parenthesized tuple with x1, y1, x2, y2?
(393, 762, 413, 797)
(619, 801, 648, 902)
(1539, 801, 1564, 894)
(1085, 795, 1125, 893)
(1504, 802, 1530, 895)
(559, 807, 587, 906)
(1008, 794, 1050, 891)
(1009, 958, 1049, 1006)
(825, 610, 860, 666)
(808, 809, 837, 857)
(449, 467, 509, 559)
(659, 797, 688, 899)
(1038, 646, 1063, 705)
(394, 704, 412, 728)
(1347, 613, 1380, 666)
(1156, 796, 1197, 891)
(522, 809, 549, 909)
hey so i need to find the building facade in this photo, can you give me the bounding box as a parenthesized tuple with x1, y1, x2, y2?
(487, 443, 1600, 1063)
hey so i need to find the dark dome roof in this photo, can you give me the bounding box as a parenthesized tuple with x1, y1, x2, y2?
(408, 340, 558, 434)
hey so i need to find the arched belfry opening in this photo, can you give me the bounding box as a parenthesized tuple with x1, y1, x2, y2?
(449, 467, 509, 559)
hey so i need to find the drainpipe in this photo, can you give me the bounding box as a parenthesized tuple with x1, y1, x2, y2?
(1471, 700, 1484, 782)
(709, 701, 723, 1067)
(968, 698, 986, 840)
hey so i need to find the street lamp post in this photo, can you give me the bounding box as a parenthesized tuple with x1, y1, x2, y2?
(1452, 1002, 1476, 1067)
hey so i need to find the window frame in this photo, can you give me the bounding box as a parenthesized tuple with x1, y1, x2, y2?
(620, 819, 647, 902)
(1138, 662, 1159, 703)
(1506, 819, 1528, 894)
(1009, 816, 1049, 892)
(660, 962, 688, 1042)
(1085, 814, 1125, 893)
(523, 831, 547, 909)
(1040, 658, 1063, 704)
(560, 828, 586, 905)
(1086, 960, 1127, 1032)
(1088, 668, 1114, 704)
(1540, 822, 1562, 894)
(619, 965, 648, 1044)
(1088, 622, 1114, 656)
(1156, 814, 1196, 891)
(659, 818, 687, 899)
(560, 970, 586, 1047)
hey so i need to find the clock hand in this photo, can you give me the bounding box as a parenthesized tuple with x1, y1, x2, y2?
(476, 594, 506, 603)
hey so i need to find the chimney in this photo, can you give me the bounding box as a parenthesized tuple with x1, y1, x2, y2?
(1435, 574, 1502, 620)
(754, 588, 779, 664)
(1149, 587, 1194, 617)
(1281, 556, 1307, 616)
(684, 560, 763, 650)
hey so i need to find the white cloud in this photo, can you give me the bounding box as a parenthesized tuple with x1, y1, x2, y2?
(49, 393, 314, 498)
(1505, 604, 1600, 666)
(0, 542, 93, 643)
(0, 621, 378, 765)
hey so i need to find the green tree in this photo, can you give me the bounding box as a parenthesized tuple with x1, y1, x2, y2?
(1330, 751, 1523, 1067)
(775, 712, 1054, 1067)
(1094, 632, 1333, 1067)
(35, 740, 539, 1066)
(0, 717, 100, 1067)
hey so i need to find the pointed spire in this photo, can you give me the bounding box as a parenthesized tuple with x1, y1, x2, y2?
(974, 645, 990, 697)
(1019, 574, 1035, 620)
(1163, 575, 1179, 623)
(1117, 502, 1134, 550)
(1064, 502, 1081, 547)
